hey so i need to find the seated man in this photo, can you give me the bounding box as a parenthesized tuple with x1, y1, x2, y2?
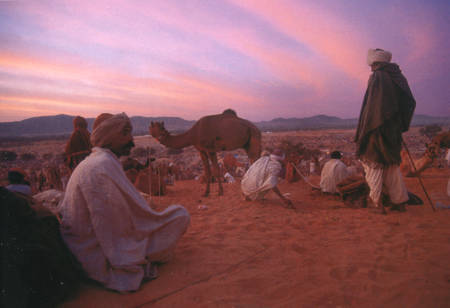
(6, 168, 32, 196)
(320, 151, 350, 194)
(58, 113, 190, 293)
(241, 148, 293, 208)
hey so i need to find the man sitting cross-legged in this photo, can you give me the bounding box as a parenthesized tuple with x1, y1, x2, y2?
(58, 113, 190, 293)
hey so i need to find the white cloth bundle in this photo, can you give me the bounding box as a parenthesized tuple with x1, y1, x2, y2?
(241, 156, 282, 200)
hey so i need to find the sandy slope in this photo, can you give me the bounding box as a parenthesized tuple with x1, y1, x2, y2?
(61, 168, 450, 308)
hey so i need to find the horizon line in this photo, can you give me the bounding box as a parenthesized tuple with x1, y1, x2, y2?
(1, 112, 448, 124)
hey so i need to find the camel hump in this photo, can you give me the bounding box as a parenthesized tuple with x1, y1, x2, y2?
(222, 109, 237, 116)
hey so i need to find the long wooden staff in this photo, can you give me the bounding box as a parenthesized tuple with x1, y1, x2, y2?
(402, 140, 435, 211)
(147, 147, 152, 202)
(157, 165, 161, 205)
(290, 162, 321, 190)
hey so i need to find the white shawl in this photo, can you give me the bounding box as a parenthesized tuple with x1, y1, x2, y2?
(320, 159, 349, 194)
(241, 156, 282, 200)
(59, 147, 189, 292)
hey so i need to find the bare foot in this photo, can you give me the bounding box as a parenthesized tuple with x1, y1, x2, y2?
(242, 194, 251, 201)
(370, 206, 387, 215)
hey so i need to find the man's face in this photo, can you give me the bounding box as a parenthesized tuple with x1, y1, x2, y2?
(109, 122, 135, 157)
(370, 62, 384, 71)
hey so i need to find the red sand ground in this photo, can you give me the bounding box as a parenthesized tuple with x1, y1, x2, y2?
(61, 168, 450, 308)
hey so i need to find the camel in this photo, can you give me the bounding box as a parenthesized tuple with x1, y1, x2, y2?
(401, 131, 450, 177)
(122, 157, 167, 195)
(134, 167, 166, 196)
(149, 110, 261, 196)
(122, 157, 148, 184)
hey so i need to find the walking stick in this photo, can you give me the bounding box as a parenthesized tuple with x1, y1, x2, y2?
(402, 140, 436, 211)
(157, 165, 161, 205)
(147, 147, 152, 202)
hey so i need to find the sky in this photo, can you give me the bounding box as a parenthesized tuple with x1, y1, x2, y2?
(0, 0, 449, 123)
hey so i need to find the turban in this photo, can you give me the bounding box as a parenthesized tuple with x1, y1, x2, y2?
(367, 48, 392, 66)
(270, 148, 285, 162)
(91, 113, 131, 147)
(93, 113, 113, 130)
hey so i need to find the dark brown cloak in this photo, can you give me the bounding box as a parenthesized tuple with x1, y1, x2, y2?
(1, 187, 85, 307)
(65, 128, 92, 170)
(355, 63, 416, 166)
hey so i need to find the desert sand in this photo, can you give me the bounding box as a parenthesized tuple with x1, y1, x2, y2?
(60, 167, 450, 308)
(2, 129, 449, 307)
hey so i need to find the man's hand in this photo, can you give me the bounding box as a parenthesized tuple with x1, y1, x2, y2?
(283, 198, 295, 209)
(272, 186, 295, 209)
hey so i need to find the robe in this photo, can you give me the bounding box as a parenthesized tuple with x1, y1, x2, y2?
(65, 128, 92, 170)
(320, 159, 350, 194)
(355, 63, 415, 166)
(58, 147, 190, 292)
(241, 155, 282, 200)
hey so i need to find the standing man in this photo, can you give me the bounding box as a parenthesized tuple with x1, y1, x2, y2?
(65, 116, 92, 172)
(59, 113, 190, 292)
(355, 48, 416, 214)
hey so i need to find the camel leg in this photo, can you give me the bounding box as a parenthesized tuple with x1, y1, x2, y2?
(246, 130, 262, 163)
(199, 151, 211, 197)
(209, 152, 223, 196)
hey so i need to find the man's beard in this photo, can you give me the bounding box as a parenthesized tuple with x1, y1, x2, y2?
(121, 141, 135, 156)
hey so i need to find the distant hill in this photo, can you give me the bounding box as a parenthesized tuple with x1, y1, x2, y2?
(0, 113, 448, 140)
(0, 114, 196, 139)
(256, 115, 358, 131)
(256, 114, 450, 132)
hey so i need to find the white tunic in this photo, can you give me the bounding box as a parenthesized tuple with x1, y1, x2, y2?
(320, 159, 350, 194)
(59, 147, 190, 292)
(241, 155, 282, 200)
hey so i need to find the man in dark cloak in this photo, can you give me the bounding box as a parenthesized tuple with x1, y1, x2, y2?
(355, 48, 416, 214)
(65, 116, 92, 172)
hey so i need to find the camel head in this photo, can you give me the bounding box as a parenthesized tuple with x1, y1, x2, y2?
(149, 121, 169, 142)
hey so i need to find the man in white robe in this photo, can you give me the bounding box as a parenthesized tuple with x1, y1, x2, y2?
(320, 151, 351, 194)
(58, 113, 190, 292)
(241, 149, 293, 208)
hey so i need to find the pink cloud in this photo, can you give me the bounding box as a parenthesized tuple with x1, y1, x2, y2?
(105, 1, 328, 92)
(0, 47, 265, 120)
(12, 1, 331, 96)
(227, 0, 370, 84)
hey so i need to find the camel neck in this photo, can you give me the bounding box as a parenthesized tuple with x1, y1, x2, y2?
(159, 129, 193, 149)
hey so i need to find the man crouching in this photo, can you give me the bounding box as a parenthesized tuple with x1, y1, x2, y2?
(241, 148, 293, 208)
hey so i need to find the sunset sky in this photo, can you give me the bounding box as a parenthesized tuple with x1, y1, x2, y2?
(0, 0, 448, 122)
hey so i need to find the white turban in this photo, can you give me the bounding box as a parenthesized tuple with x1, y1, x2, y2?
(270, 148, 285, 162)
(367, 48, 392, 66)
(91, 113, 131, 147)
